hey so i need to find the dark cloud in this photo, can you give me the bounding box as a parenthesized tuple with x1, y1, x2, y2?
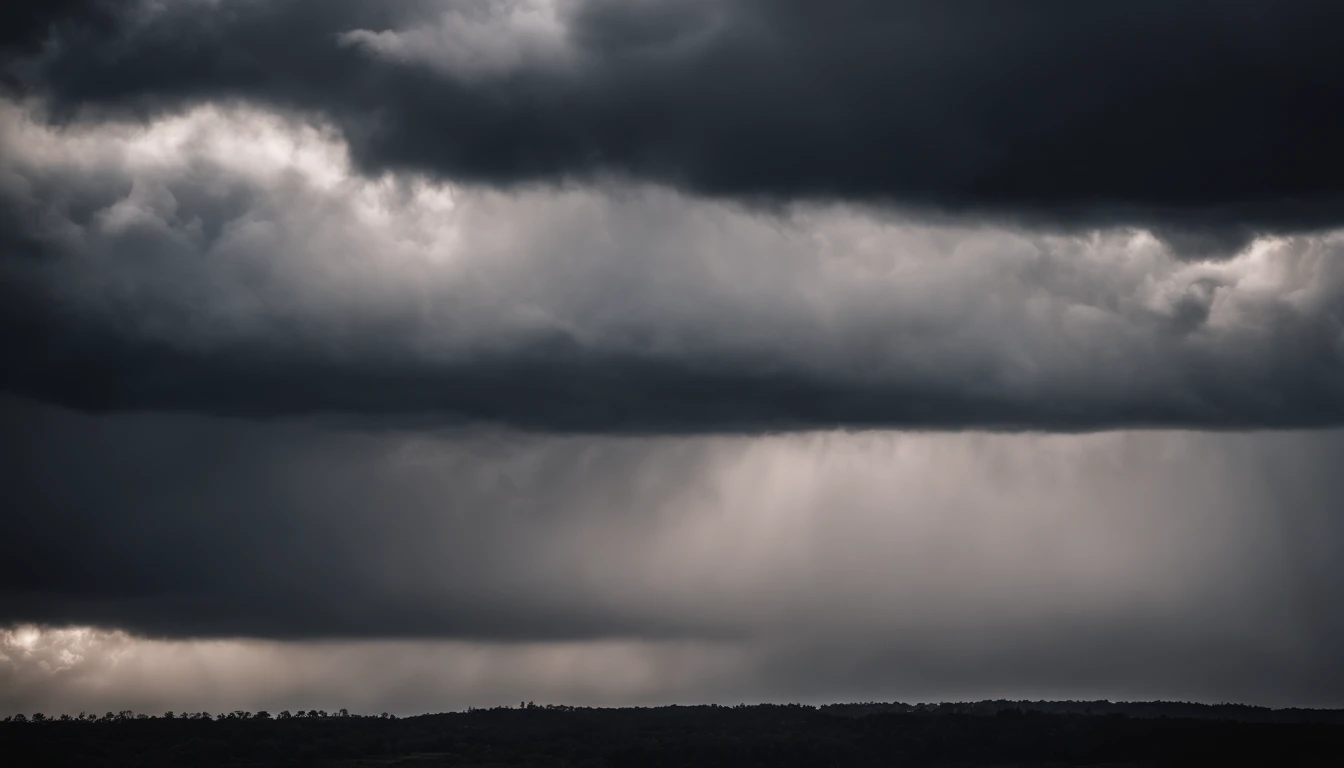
(3, 393, 1344, 706)
(0, 1, 109, 54)
(5, 2, 1344, 432)
(0, 394, 725, 641)
(5, 0, 1344, 716)
(2, 102, 1343, 432)
(6, 0, 1344, 235)
(8, 318, 1344, 432)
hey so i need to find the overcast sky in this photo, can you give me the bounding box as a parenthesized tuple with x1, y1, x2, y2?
(3, 0, 1343, 716)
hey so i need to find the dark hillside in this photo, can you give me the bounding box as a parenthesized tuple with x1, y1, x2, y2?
(3, 701, 1342, 767)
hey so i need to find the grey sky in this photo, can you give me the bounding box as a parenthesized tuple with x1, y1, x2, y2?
(9, 1, 1344, 238)
(2, 0, 1342, 716)
(4, 394, 1344, 713)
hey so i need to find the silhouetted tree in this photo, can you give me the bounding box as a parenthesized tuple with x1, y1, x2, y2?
(6, 700, 1344, 768)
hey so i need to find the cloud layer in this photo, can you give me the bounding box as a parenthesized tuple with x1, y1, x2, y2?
(4, 1, 1344, 715)
(4, 394, 1344, 709)
(3, 102, 1343, 430)
(7, 1, 1344, 236)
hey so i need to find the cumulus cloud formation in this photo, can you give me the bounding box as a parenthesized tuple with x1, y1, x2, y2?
(3, 102, 1343, 430)
(338, 0, 575, 81)
(7, 0, 1344, 236)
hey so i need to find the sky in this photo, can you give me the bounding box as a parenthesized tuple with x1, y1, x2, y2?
(2, 0, 1343, 716)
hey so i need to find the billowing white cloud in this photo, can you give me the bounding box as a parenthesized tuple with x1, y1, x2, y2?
(340, 0, 576, 81)
(4, 100, 1342, 429)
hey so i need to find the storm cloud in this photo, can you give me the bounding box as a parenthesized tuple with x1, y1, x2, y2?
(3, 0, 1344, 718)
(2, 102, 1343, 430)
(5, 393, 1344, 711)
(6, 0, 1344, 237)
